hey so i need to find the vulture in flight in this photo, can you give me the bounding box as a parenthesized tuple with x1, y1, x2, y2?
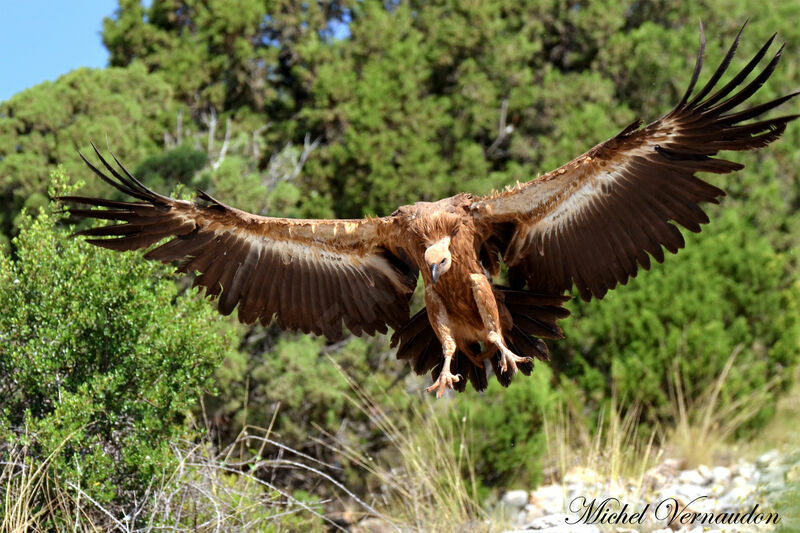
(62, 24, 798, 397)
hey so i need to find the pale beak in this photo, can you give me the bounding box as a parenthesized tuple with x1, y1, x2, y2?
(430, 263, 441, 285)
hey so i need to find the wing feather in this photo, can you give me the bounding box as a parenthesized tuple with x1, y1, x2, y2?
(474, 23, 798, 300)
(61, 146, 417, 339)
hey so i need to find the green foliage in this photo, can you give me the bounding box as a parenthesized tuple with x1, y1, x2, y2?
(96, 0, 800, 491)
(133, 143, 208, 192)
(1, 0, 799, 510)
(454, 365, 558, 490)
(0, 169, 238, 510)
(553, 202, 800, 432)
(102, 0, 353, 114)
(0, 64, 176, 238)
(207, 333, 412, 469)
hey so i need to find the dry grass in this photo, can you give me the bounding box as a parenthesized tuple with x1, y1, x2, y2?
(543, 391, 663, 506)
(665, 345, 781, 467)
(1, 432, 335, 532)
(0, 364, 495, 532)
(540, 344, 788, 509)
(5, 348, 794, 531)
(1, 429, 103, 533)
(320, 359, 501, 533)
(739, 367, 800, 458)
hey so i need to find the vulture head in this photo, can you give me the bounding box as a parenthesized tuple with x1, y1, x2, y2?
(424, 236, 452, 284)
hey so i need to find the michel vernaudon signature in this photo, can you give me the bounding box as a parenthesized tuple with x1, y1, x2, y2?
(566, 496, 780, 528)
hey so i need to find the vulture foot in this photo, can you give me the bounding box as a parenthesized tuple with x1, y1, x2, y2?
(498, 345, 529, 375)
(426, 355, 460, 398)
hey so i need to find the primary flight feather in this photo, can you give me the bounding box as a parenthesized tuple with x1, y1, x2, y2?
(61, 23, 799, 397)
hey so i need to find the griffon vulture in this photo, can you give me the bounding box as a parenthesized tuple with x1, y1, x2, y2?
(61, 24, 798, 397)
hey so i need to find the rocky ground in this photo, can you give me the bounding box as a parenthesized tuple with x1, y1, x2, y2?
(500, 449, 799, 533)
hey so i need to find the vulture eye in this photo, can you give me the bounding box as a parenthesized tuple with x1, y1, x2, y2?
(440, 258, 447, 266)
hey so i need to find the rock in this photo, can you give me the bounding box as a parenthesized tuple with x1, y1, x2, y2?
(678, 468, 709, 486)
(683, 527, 705, 533)
(520, 503, 546, 523)
(711, 466, 731, 485)
(758, 466, 787, 488)
(731, 474, 749, 488)
(787, 463, 800, 483)
(697, 464, 712, 480)
(736, 462, 757, 480)
(686, 496, 716, 514)
(521, 514, 575, 529)
(719, 485, 755, 511)
(658, 483, 706, 503)
(643, 467, 671, 491)
(530, 484, 566, 512)
(756, 449, 781, 469)
(662, 457, 685, 471)
(503, 489, 530, 509)
(517, 513, 601, 532)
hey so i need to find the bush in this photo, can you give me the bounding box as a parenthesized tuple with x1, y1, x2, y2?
(0, 169, 239, 515)
(553, 203, 800, 434)
(453, 364, 558, 491)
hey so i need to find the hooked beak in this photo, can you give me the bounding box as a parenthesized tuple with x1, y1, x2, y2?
(430, 263, 441, 285)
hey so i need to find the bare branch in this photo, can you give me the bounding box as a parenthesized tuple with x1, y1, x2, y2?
(211, 118, 232, 170)
(200, 106, 218, 154)
(252, 124, 270, 159)
(486, 98, 512, 157)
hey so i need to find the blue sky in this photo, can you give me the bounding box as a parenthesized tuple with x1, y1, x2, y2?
(0, 0, 118, 102)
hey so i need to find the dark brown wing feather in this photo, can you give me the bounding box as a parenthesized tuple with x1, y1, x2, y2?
(61, 146, 417, 339)
(474, 23, 799, 301)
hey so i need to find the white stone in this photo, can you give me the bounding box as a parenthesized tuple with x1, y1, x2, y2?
(719, 485, 756, 512)
(737, 462, 757, 480)
(659, 483, 706, 502)
(711, 465, 732, 485)
(521, 503, 546, 523)
(662, 457, 685, 471)
(758, 467, 787, 487)
(519, 513, 601, 532)
(756, 449, 781, 469)
(678, 468, 709, 486)
(731, 474, 749, 487)
(530, 484, 566, 512)
(502, 489, 530, 509)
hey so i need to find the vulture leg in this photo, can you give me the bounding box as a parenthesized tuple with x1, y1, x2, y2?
(487, 332, 528, 375)
(469, 274, 529, 375)
(424, 288, 461, 398)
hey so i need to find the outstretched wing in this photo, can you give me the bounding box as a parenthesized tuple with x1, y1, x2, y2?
(473, 23, 798, 301)
(60, 147, 418, 339)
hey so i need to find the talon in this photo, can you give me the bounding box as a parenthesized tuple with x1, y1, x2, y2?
(499, 347, 528, 375)
(426, 371, 461, 398)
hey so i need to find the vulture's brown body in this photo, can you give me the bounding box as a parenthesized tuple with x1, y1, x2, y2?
(62, 24, 799, 396)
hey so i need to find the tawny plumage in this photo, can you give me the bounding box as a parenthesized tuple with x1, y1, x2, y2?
(61, 24, 798, 397)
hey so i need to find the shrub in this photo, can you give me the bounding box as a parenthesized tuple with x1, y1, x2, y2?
(552, 203, 800, 434)
(453, 364, 558, 491)
(0, 169, 239, 516)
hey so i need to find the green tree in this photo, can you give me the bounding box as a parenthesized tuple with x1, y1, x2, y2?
(102, 0, 354, 114)
(0, 170, 239, 511)
(10, 0, 790, 493)
(0, 64, 176, 239)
